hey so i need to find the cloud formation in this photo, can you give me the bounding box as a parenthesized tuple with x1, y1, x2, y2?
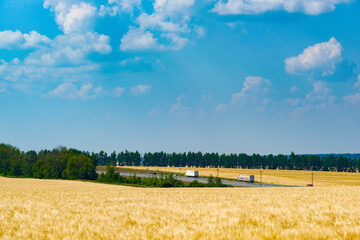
(343, 75, 360, 105)
(99, 0, 141, 16)
(285, 37, 342, 76)
(0, 30, 51, 49)
(212, 0, 351, 15)
(47, 82, 103, 100)
(120, 0, 195, 51)
(232, 76, 271, 104)
(130, 84, 151, 95)
(120, 29, 163, 51)
(44, 0, 97, 34)
(25, 32, 111, 66)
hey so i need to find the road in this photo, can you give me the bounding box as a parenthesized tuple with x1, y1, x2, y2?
(96, 171, 301, 187)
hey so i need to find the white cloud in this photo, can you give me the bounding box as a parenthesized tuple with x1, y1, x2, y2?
(170, 95, 191, 116)
(119, 56, 142, 66)
(282, 98, 301, 106)
(47, 82, 103, 100)
(120, 0, 196, 51)
(162, 33, 188, 50)
(44, 1, 97, 34)
(215, 103, 228, 113)
(0, 30, 51, 49)
(112, 86, 125, 97)
(195, 26, 206, 37)
(212, 0, 351, 15)
(305, 81, 335, 109)
(120, 29, 163, 51)
(343, 91, 360, 105)
(343, 75, 360, 105)
(232, 76, 271, 104)
(25, 32, 111, 66)
(100, 0, 141, 16)
(355, 74, 360, 89)
(99, 5, 119, 17)
(290, 86, 298, 93)
(130, 84, 151, 95)
(137, 13, 187, 33)
(285, 37, 342, 76)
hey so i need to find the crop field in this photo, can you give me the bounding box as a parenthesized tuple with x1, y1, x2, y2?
(1, 177, 360, 239)
(123, 166, 360, 187)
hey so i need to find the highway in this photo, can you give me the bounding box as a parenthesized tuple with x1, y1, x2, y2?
(96, 171, 300, 187)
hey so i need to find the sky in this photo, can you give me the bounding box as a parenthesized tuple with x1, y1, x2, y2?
(0, 0, 360, 155)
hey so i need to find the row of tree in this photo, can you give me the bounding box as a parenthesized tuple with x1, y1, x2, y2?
(1, 143, 360, 178)
(90, 149, 359, 172)
(142, 151, 359, 172)
(0, 144, 97, 180)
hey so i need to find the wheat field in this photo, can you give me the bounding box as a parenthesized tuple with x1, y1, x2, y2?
(1, 177, 360, 239)
(123, 166, 360, 187)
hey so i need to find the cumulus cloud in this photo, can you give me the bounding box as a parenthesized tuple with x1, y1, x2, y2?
(0, 30, 51, 49)
(130, 84, 151, 95)
(99, 0, 141, 16)
(212, 0, 351, 15)
(120, 0, 196, 51)
(25, 32, 111, 66)
(285, 37, 342, 76)
(232, 76, 271, 104)
(120, 29, 163, 51)
(44, 0, 97, 34)
(46, 82, 103, 100)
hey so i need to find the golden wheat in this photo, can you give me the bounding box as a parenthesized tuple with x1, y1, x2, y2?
(1, 177, 360, 239)
(123, 166, 360, 187)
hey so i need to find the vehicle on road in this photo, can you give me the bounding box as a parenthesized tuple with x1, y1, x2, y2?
(238, 175, 255, 183)
(185, 170, 199, 178)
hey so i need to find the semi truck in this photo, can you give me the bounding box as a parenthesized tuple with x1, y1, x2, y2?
(185, 170, 199, 178)
(237, 174, 254, 183)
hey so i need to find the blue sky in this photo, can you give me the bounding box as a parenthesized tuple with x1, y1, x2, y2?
(1, 0, 360, 154)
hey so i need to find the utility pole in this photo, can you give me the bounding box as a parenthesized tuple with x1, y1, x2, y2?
(260, 170, 263, 184)
(312, 170, 314, 186)
(147, 167, 149, 177)
(217, 168, 219, 178)
(180, 167, 182, 181)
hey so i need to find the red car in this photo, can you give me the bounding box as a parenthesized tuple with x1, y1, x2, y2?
(307, 184, 313, 187)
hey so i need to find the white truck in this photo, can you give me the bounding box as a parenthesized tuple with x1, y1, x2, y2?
(185, 170, 199, 178)
(237, 174, 254, 183)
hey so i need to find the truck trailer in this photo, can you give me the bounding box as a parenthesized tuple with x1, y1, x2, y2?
(185, 170, 199, 178)
(237, 174, 254, 183)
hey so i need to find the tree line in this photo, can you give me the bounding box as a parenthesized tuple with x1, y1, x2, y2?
(0, 143, 97, 180)
(142, 151, 360, 172)
(1, 143, 360, 181)
(88, 148, 360, 172)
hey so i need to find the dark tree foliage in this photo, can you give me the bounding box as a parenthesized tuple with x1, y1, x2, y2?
(1, 143, 360, 178)
(0, 144, 97, 180)
(139, 151, 360, 172)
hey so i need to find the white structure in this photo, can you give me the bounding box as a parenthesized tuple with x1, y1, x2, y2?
(185, 170, 199, 178)
(237, 174, 254, 183)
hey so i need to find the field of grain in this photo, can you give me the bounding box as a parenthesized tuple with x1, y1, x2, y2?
(123, 166, 360, 187)
(1, 177, 360, 239)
